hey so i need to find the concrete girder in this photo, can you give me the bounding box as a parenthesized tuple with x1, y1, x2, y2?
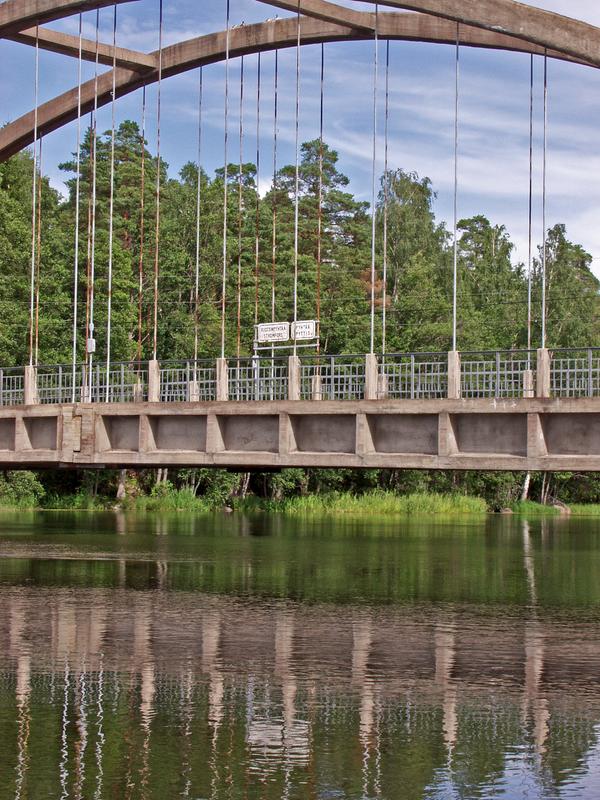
(1, 6, 598, 162)
(10, 26, 156, 70)
(374, 0, 600, 68)
(0, 0, 139, 39)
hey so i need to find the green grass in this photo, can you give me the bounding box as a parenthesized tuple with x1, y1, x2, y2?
(131, 488, 212, 513)
(276, 490, 487, 517)
(568, 504, 600, 517)
(510, 500, 561, 516)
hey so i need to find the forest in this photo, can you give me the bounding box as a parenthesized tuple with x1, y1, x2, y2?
(1, 121, 600, 510)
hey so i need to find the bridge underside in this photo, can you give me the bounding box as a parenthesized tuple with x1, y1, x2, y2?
(2, 399, 600, 471)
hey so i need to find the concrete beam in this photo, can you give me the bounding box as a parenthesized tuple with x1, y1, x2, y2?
(1, 8, 596, 162)
(375, 0, 600, 68)
(256, 0, 375, 34)
(0, 398, 600, 471)
(11, 26, 156, 71)
(0, 0, 139, 39)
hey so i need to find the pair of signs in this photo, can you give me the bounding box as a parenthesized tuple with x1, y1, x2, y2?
(256, 320, 317, 344)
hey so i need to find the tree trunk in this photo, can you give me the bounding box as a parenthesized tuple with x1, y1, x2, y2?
(116, 469, 127, 501)
(521, 472, 531, 502)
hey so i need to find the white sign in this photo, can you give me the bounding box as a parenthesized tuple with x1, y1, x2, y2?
(291, 320, 317, 341)
(256, 321, 290, 343)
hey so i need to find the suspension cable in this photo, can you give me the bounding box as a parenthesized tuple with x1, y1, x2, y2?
(137, 84, 147, 365)
(254, 52, 261, 327)
(152, 0, 164, 361)
(105, 4, 118, 401)
(541, 51, 548, 349)
(71, 13, 83, 402)
(221, 0, 231, 359)
(292, 0, 301, 355)
(271, 48, 279, 325)
(34, 137, 43, 366)
(236, 55, 244, 357)
(369, 5, 379, 355)
(87, 10, 100, 398)
(193, 68, 203, 366)
(84, 111, 93, 391)
(316, 43, 324, 355)
(527, 54, 534, 357)
(29, 25, 40, 367)
(382, 39, 390, 356)
(452, 24, 460, 353)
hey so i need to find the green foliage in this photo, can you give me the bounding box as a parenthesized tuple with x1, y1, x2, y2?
(0, 471, 45, 507)
(2, 125, 600, 510)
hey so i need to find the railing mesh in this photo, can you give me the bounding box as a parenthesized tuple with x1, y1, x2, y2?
(228, 357, 288, 401)
(550, 349, 600, 398)
(461, 351, 536, 399)
(300, 355, 366, 400)
(160, 360, 216, 402)
(380, 353, 447, 400)
(0, 368, 24, 406)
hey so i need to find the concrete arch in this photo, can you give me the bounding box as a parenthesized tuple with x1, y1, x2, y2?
(0, 0, 139, 38)
(1, 1, 599, 161)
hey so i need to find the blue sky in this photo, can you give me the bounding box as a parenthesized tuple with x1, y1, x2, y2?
(1, 0, 600, 272)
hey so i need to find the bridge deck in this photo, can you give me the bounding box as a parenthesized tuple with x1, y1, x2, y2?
(1, 397, 600, 470)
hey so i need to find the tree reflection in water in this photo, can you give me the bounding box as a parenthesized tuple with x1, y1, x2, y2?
(0, 513, 599, 798)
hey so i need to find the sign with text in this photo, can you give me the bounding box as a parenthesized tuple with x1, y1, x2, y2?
(256, 321, 290, 343)
(291, 320, 317, 341)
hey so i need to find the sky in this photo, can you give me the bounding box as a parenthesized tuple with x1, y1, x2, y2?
(1, 0, 600, 273)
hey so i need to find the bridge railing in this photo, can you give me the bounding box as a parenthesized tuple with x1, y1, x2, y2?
(460, 350, 536, 399)
(300, 354, 366, 400)
(378, 353, 448, 399)
(160, 359, 216, 402)
(37, 361, 148, 404)
(549, 348, 600, 398)
(227, 356, 288, 401)
(0, 367, 25, 406)
(8, 348, 600, 406)
(37, 364, 83, 404)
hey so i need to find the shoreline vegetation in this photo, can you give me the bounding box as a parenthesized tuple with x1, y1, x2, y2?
(2, 482, 600, 518)
(2, 469, 600, 518)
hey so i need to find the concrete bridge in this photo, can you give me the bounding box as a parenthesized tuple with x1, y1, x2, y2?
(1, 348, 600, 470)
(3, 2, 600, 472)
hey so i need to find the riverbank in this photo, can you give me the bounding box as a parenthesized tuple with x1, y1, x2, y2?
(6, 485, 600, 518)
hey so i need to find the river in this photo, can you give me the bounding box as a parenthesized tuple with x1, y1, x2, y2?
(1, 510, 600, 799)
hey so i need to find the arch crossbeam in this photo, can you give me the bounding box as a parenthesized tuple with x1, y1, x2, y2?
(10, 25, 156, 70)
(1, 4, 599, 162)
(0, 0, 139, 39)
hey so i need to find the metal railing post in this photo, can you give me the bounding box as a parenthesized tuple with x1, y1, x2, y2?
(588, 348, 594, 398)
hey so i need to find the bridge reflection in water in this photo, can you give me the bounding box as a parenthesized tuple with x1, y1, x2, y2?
(2, 514, 600, 798)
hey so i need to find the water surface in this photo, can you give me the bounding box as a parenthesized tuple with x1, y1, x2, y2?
(1, 510, 600, 799)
